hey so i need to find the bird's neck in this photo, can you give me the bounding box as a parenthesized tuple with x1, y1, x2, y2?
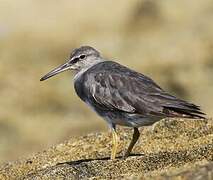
(74, 58, 104, 81)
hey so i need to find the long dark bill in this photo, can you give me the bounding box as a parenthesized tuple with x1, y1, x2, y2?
(40, 62, 70, 81)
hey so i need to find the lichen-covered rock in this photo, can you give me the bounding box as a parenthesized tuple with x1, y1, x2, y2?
(0, 118, 212, 179)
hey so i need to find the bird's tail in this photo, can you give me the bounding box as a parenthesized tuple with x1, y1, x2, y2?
(163, 102, 206, 119)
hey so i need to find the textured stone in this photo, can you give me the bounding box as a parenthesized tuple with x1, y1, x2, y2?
(0, 118, 212, 179)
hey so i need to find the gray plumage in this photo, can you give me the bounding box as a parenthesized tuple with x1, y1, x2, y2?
(40, 46, 205, 159)
(74, 60, 204, 127)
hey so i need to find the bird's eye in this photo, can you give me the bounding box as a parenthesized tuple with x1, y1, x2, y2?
(79, 55, 86, 59)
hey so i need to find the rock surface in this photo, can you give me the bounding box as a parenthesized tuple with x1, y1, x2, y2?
(0, 118, 212, 179)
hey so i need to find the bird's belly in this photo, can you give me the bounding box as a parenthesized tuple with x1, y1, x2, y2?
(95, 110, 162, 128)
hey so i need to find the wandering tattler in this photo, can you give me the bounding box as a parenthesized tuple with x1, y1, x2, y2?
(40, 46, 205, 160)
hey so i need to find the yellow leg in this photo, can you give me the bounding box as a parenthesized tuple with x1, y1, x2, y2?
(123, 127, 140, 158)
(111, 128, 118, 160)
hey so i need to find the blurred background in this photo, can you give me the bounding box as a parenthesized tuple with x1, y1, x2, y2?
(0, 0, 213, 163)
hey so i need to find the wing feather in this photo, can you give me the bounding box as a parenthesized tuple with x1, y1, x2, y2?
(84, 61, 205, 118)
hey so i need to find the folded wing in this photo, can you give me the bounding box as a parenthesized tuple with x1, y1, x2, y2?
(86, 62, 205, 119)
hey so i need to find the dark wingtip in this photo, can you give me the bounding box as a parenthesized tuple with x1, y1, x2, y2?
(164, 104, 207, 119)
(189, 113, 206, 119)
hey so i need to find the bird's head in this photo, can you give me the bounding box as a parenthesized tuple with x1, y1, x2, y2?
(40, 46, 101, 81)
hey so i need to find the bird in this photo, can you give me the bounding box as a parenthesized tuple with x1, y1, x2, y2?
(40, 46, 205, 160)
